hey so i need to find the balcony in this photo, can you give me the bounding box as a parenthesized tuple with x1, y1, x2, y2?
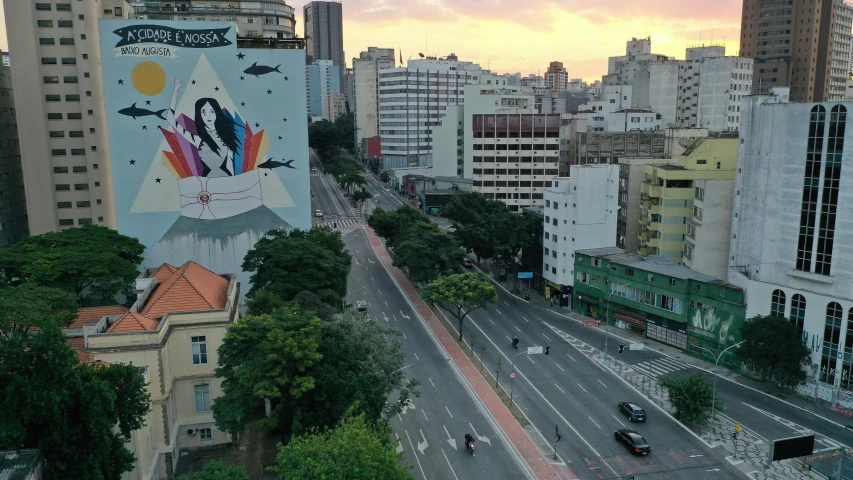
(662, 187, 694, 200)
(648, 237, 661, 248)
(647, 221, 662, 231)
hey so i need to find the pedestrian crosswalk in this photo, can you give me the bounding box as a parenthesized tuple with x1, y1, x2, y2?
(631, 356, 690, 377)
(313, 217, 361, 229)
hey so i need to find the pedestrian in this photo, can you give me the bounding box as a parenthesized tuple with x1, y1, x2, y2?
(550, 296, 554, 308)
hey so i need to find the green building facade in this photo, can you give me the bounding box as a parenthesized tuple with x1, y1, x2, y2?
(573, 247, 745, 352)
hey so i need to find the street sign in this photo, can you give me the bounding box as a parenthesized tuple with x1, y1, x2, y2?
(527, 346, 544, 354)
(629, 343, 644, 351)
(517, 272, 534, 279)
(582, 320, 601, 327)
(509, 372, 517, 379)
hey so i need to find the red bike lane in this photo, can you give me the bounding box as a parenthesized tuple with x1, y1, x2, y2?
(365, 227, 576, 480)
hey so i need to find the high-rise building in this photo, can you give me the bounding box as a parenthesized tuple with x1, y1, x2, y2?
(342, 66, 354, 113)
(378, 55, 483, 168)
(4, 0, 132, 235)
(545, 61, 569, 91)
(740, 0, 853, 101)
(729, 93, 853, 392)
(129, 0, 296, 38)
(303, 1, 344, 77)
(0, 58, 29, 246)
(353, 47, 395, 148)
(306, 59, 341, 118)
(324, 91, 346, 122)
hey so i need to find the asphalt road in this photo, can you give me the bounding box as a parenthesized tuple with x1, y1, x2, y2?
(309, 149, 360, 227)
(459, 286, 745, 480)
(343, 228, 530, 480)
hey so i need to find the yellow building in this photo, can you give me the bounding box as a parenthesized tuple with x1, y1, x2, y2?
(637, 137, 737, 278)
(66, 261, 239, 480)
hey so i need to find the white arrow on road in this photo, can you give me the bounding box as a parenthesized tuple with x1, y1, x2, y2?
(417, 429, 429, 455)
(468, 423, 491, 446)
(690, 454, 704, 458)
(395, 433, 404, 453)
(443, 425, 457, 450)
(400, 311, 411, 320)
(368, 258, 375, 264)
(383, 312, 389, 322)
(706, 469, 720, 472)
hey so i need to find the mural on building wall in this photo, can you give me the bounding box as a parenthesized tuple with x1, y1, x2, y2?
(100, 21, 309, 292)
(689, 308, 737, 345)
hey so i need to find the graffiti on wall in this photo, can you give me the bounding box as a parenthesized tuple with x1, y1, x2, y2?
(100, 21, 309, 290)
(689, 308, 736, 345)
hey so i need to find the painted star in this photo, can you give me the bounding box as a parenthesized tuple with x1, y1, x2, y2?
(129, 159, 136, 165)
(241, 102, 246, 106)
(155, 177, 161, 183)
(264, 172, 268, 177)
(255, 123, 260, 128)
(191, 80, 196, 85)
(145, 100, 151, 106)
(282, 118, 288, 122)
(237, 52, 245, 60)
(117, 79, 124, 85)
(214, 86, 219, 91)
(142, 125, 148, 130)
(278, 136, 282, 140)
(267, 89, 272, 94)
(284, 76, 289, 81)
(240, 76, 245, 81)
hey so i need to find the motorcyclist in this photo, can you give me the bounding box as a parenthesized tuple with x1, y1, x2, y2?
(464, 433, 474, 450)
(512, 337, 519, 348)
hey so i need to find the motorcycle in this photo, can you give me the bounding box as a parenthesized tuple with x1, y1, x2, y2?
(512, 337, 519, 349)
(466, 439, 475, 456)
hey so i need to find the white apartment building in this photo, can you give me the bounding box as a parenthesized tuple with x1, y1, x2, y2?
(568, 78, 587, 92)
(729, 93, 853, 393)
(378, 54, 483, 169)
(545, 61, 568, 91)
(541, 165, 619, 297)
(603, 37, 670, 87)
(5, 0, 133, 235)
(324, 91, 346, 122)
(571, 84, 662, 132)
(306, 59, 341, 118)
(353, 47, 395, 145)
(129, 1, 296, 38)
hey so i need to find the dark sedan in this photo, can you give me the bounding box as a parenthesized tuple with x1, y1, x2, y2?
(462, 260, 474, 268)
(614, 429, 651, 455)
(617, 402, 647, 422)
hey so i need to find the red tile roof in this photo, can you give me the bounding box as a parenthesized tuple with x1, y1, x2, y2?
(69, 305, 128, 329)
(67, 337, 90, 362)
(150, 264, 178, 283)
(106, 312, 159, 333)
(141, 261, 229, 318)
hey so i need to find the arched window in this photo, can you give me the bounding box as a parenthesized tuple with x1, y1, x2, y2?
(770, 289, 786, 317)
(790, 294, 806, 339)
(820, 302, 843, 384)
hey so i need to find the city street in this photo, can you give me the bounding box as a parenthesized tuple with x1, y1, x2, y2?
(342, 228, 531, 480)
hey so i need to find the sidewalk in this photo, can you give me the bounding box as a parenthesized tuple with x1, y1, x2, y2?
(483, 266, 853, 431)
(364, 227, 575, 480)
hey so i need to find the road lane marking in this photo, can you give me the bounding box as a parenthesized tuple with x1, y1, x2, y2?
(443, 426, 457, 451)
(513, 326, 522, 333)
(429, 378, 435, 388)
(555, 363, 565, 372)
(395, 432, 404, 453)
(417, 429, 429, 454)
(523, 316, 529, 323)
(414, 353, 420, 362)
(378, 288, 382, 295)
(441, 449, 460, 479)
(495, 308, 502, 315)
(566, 353, 576, 361)
(405, 430, 428, 477)
(612, 415, 625, 427)
(597, 379, 607, 388)
(402, 333, 408, 339)
(385, 301, 388, 306)
(589, 417, 602, 429)
(371, 276, 375, 281)
(468, 423, 491, 446)
(445, 406, 453, 418)
(577, 383, 588, 393)
(400, 311, 411, 320)
(503, 301, 510, 306)
(527, 356, 536, 364)
(489, 318, 496, 326)
(422, 410, 429, 422)
(543, 333, 552, 342)
(555, 383, 565, 393)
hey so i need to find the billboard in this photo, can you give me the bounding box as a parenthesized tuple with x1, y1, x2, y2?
(99, 21, 310, 292)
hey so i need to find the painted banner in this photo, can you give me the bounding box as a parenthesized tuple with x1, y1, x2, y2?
(100, 20, 310, 294)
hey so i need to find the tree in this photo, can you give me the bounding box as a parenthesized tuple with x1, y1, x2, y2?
(393, 223, 463, 283)
(176, 461, 250, 480)
(422, 272, 498, 341)
(0, 225, 145, 306)
(367, 206, 430, 248)
(242, 227, 351, 305)
(0, 325, 151, 479)
(379, 170, 390, 184)
(213, 303, 323, 437)
(245, 289, 286, 316)
(270, 408, 414, 480)
(352, 188, 372, 207)
(293, 317, 420, 433)
(735, 315, 810, 388)
(0, 284, 78, 339)
(659, 373, 720, 427)
(293, 290, 337, 321)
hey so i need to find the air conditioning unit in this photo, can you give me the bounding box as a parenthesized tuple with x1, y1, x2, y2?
(186, 426, 198, 435)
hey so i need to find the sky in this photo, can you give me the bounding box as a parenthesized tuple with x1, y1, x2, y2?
(0, 1, 744, 81)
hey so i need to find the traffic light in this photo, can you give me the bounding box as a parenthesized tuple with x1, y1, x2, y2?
(618, 344, 624, 354)
(545, 346, 550, 355)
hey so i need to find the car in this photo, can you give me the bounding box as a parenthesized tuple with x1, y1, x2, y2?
(617, 402, 647, 422)
(311, 167, 318, 172)
(315, 210, 323, 218)
(462, 260, 474, 268)
(614, 429, 651, 455)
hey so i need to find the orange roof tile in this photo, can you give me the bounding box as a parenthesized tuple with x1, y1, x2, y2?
(69, 305, 128, 329)
(150, 264, 178, 283)
(106, 312, 159, 333)
(67, 337, 91, 362)
(141, 261, 229, 318)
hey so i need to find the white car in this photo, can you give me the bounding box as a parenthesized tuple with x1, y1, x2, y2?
(315, 210, 323, 218)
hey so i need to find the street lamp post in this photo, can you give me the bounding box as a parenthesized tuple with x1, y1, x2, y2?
(710, 340, 745, 420)
(602, 288, 616, 359)
(509, 351, 526, 408)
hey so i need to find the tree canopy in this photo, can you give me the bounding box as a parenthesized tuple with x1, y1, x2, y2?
(270, 408, 414, 480)
(659, 373, 720, 427)
(0, 284, 78, 339)
(393, 223, 462, 283)
(176, 461, 250, 480)
(379, 171, 391, 183)
(0, 225, 145, 306)
(422, 272, 498, 340)
(735, 315, 810, 388)
(367, 206, 430, 248)
(242, 227, 351, 306)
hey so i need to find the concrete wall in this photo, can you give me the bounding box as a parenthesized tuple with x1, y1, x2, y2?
(684, 178, 734, 279)
(431, 105, 462, 178)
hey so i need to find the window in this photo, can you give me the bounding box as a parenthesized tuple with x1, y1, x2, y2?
(49, 131, 65, 138)
(814, 105, 846, 276)
(192, 336, 208, 365)
(716, 161, 721, 169)
(63, 76, 78, 83)
(80, 34, 86, 40)
(195, 384, 211, 412)
(104, 9, 113, 15)
(669, 278, 676, 287)
(625, 268, 634, 277)
(42, 57, 57, 65)
(797, 105, 826, 272)
(76, 201, 90, 208)
(69, 131, 84, 137)
(37, 20, 54, 28)
(56, 3, 72, 11)
(59, 219, 74, 226)
(55, 184, 70, 191)
(53, 166, 69, 173)
(45, 95, 61, 102)
(74, 183, 88, 191)
(696, 159, 707, 165)
(72, 166, 87, 173)
(43, 76, 59, 84)
(199, 428, 212, 442)
(70, 148, 85, 155)
(58, 20, 73, 27)
(66, 94, 80, 101)
(47, 113, 63, 120)
(59, 38, 75, 45)
(67, 112, 82, 120)
(77, 218, 92, 225)
(790, 294, 806, 338)
(770, 289, 786, 317)
(35, 3, 52, 10)
(593, 258, 601, 267)
(39, 38, 55, 45)
(51, 150, 67, 157)
(114, 7, 123, 16)
(693, 206, 703, 220)
(694, 187, 704, 200)
(821, 302, 844, 384)
(57, 202, 72, 209)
